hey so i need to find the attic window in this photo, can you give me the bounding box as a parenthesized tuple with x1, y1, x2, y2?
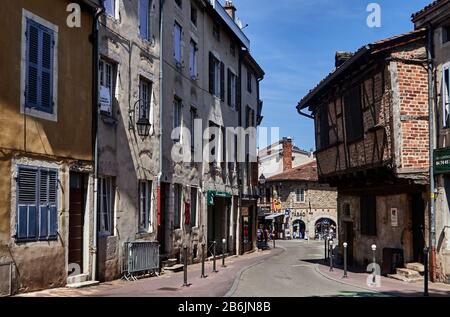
(443, 25, 450, 44)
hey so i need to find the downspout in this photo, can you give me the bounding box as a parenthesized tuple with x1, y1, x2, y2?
(157, 0, 165, 246)
(92, 5, 104, 282)
(426, 23, 437, 282)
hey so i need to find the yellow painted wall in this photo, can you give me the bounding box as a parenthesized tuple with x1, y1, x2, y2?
(0, 0, 93, 161)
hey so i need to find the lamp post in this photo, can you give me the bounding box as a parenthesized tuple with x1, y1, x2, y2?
(222, 238, 227, 267)
(343, 242, 348, 278)
(329, 240, 334, 271)
(371, 244, 377, 265)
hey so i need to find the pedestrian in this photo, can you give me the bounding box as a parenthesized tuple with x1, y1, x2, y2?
(264, 227, 269, 248)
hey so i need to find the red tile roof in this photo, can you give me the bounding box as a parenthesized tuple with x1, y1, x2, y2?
(267, 161, 318, 182)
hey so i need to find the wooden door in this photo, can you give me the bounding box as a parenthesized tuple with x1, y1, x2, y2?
(69, 173, 85, 273)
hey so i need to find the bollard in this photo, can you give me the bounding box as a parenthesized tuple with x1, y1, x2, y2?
(182, 245, 189, 287)
(201, 242, 207, 278)
(343, 242, 348, 278)
(424, 247, 429, 297)
(222, 239, 227, 268)
(324, 236, 328, 260)
(212, 241, 218, 273)
(329, 240, 334, 271)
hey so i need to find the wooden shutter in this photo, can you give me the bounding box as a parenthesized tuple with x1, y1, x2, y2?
(17, 168, 38, 240)
(220, 62, 225, 101)
(40, 29, 53, 113)
(209, 52, 214, 94)
(26, 21, 39, 109)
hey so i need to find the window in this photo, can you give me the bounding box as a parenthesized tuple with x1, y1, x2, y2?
(245, 106, 254, 128)
(443, 66, 450, 128)
(104, 0, 116, 18)
(230, 42, 236, 57)
(173, 97, 182, 142)
(24, 18, 56, 116)
(189, 39, 198, 79)
(139, 0, 152, 40)
(443, 26, 450, 44)
(296, 188, 306, 203)
(98, 177, 115, 235)
(228, 70, 237, 110)
(360, 195, 377, 236)
(139, 180, 153, 232)
(174, 184, 182, 229)
(318, 105, 330, 149)
(213, 22, 220, 41)
(191, 5, 197, 26)
(208, 121, 220, 164)
(190, 107, 197, 152)
(99, 59, 115, 115)
(209, 52, 224, 100)
(344, 85, 364, 142)
(173, 22, 182, 64)
(139, 78, 152, 121)
(175, 0, 182, 9)
(247, 70, 252, 93)
(16, 166, 58, 242)
(190, 187, 197, 227)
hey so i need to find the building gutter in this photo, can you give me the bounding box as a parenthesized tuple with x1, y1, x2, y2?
(426, 23, 437, 282)
(91, 4, 104, 282)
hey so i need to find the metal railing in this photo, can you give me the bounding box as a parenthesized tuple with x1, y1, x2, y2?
(121, 241, 159, 281)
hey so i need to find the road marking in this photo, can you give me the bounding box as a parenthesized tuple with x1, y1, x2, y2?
(292, 264, 314, 268)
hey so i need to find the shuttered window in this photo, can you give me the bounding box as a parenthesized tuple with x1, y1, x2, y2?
(228, 69, 237, 110)
(209, 52, 222, 98)
(443, 66, 450, 128)
(344, 85, 364, 142)
(173, 22, 182, 63)
(17, 166, 58, 242)
(25, 19, 55, 114)
(139, 0, 152, 40)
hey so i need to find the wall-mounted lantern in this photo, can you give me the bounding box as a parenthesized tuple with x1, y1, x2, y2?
(129, 99, 151, 137)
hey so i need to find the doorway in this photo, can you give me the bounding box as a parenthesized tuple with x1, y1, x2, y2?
(69, 173, 86, 274)
(411, 193, 425, 263)
(293, 219, 306, 239)
(158, 182, 168, 255)
(343, 221, 354, 266)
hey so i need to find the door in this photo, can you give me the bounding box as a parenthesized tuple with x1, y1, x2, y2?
(158, 182, 168, 255)
(411, 193, 425, 263)
(69, 173, 85, 274)
(344, 221, 354, 266)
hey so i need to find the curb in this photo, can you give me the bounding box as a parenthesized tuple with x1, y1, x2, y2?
(224, 246, 286, 297)
(312, 264, 401, 297)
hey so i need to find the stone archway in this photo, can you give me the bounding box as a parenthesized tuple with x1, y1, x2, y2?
(292, 219, 306, 239)
(314, 218, 337, 240)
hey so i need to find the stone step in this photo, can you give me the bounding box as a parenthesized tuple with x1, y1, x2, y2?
(67, 273, 89, 285)
(66, 280, 100, 289)
(396, 268, 422, 279)
(162, 258, 178, 268)
(405, 262, 425, 273)
(163, 264, 184, 272)
(388, 273, 424, 283)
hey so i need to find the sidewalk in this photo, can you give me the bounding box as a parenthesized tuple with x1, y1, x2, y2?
(314, 261, 450, 297)
(17, 247, 283, 297)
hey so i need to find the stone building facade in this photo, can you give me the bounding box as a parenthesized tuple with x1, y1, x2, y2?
(0, 0, 102, 294)
(297, 30, 430, 274)
(258, 140, 337, 240)
(413, 0, 450, 283)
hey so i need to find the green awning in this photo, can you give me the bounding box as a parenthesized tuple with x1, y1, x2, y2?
(207, 191, 232, 205)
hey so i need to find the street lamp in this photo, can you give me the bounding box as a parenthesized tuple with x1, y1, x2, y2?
(343, 242, 348, 278)
(129, 99, 151, 137)
(371, 244, 377, 264)
(329, 240, 334, 271)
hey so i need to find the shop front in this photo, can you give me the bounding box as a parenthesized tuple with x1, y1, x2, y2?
(207, 191, 232, 256)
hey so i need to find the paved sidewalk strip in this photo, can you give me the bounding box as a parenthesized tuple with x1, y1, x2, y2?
(314, 261, 450, 297)
(18, 248, 283, 297)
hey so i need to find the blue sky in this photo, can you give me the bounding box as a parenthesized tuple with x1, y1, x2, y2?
(229, 0, 432, 151)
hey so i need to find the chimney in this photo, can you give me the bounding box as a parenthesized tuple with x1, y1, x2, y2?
(224, 0, 236, 21)
(282, 137, 293, 171)
(335, 51, 353, 68)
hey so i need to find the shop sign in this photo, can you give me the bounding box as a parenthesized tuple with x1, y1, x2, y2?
(207, 191, 232, 205)
(272, 199, 282, 211)
(434, 148, 450, 174)
(390, 208, 398, 227)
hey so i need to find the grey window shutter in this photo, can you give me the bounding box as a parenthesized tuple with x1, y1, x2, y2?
(40, 30, 53, 113)
(227, 69, 231, 106)
(48, 170, 58, 238)
(209, 52, 214, 94)
(220, 62, 225, 101)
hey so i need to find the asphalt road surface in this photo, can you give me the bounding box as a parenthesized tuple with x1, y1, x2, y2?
(229, 240, 378, 297)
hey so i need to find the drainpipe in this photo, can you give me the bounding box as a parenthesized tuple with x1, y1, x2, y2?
(92, 5, 104, 282)
(426, 24, 437, 282)
(157, 0, 165, 247)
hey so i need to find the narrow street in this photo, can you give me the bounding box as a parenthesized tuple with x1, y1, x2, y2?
(229, 240, 376, 297)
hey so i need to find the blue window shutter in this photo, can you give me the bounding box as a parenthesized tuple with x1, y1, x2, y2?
(17, 206, 28, 239)
(17, 168, 38, 240)
(39, 30, 53, 113)
(139, 0, 149, 39)
(25, 20, 39, 109)
(48, 170, 58, 238)
(27, 206, 37, 239)
(49, 206, 58, 238)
